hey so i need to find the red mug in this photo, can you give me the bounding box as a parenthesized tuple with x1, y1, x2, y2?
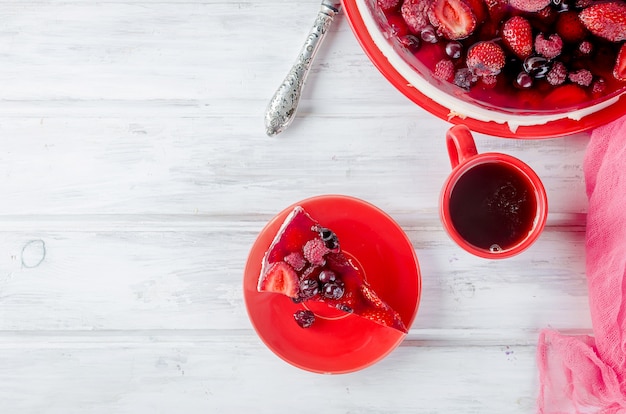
(440, 125, 548, 259)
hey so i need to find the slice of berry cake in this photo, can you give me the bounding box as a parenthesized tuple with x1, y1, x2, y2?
(258, 206, 407, 332)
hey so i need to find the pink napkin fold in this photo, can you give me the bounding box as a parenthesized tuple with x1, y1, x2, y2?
(537, 115, 626, 414)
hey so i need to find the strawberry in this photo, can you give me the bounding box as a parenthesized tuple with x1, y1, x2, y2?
(434, 59, 455, 81)
(428, 0, 477, 40)
(579, 1, 626, 42)
(401, 0, 433, 33)
(556, 11, 587, 43)
(615, 43, 626, 81)
(466, 41, 506, 76)
(544, 84, 589, 107)
(509, 0, 550, 12)
(502, 16, 533, 59)
(258, 262, 299, 298)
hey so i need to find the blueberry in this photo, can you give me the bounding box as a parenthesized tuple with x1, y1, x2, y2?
(399, 35, 421, 53)
(420, 25, 438, 44)
(323, 281, 345, 300)
(523, 56, 551, 79)
(445, 41, 463, 59)
(293, 310, 315, 328)
(336, 304, 353, 313)
(516, 72, 533, 88)
(551, 0, 570, 11)
(299, 278, 320, 299)
(318, 227, 339, 250)
(318, 269, 337, 284)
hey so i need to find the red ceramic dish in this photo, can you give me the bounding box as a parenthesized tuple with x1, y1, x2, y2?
(342, 0, 626, 139)
(243, 195, 421, 374)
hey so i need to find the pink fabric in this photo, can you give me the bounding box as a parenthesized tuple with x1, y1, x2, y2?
(537, 115, 626, 414)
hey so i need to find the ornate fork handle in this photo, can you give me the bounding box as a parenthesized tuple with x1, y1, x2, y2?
(264, 1, 341, 137)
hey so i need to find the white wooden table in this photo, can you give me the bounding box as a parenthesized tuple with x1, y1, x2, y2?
(0, 1, 593, 412)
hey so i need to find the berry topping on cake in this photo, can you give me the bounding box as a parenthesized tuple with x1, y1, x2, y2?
(401, 0, 433, 33)
(303, 238, 329, 266)
(510, 0, 551, 12)
(258, 206, 407, 332)
(428, 0, 477, 40)
(258, 262, 299, 298)
(502, 16, 534, 59)
(579, 1, 626, 42)
(466, 41, 506, 76)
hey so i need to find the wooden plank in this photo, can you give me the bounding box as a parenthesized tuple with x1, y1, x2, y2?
(0, 226, 590, 336)
(0, 334, 539, 413)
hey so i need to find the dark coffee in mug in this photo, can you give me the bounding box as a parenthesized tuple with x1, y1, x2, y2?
(448, 162, 537, 252)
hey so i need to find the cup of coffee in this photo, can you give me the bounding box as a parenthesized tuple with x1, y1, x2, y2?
(439, 125, 548, 259)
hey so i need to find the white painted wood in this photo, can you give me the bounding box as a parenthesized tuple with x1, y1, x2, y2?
(0, 0, 597, 412)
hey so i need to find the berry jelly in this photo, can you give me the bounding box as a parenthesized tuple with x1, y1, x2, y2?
(382, 0, 626, 111)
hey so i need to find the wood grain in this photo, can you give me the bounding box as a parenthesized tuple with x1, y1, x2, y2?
(0, 0, 594, 412)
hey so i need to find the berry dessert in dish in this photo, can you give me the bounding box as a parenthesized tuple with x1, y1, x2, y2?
(243, 195, 420, 373)
(257, 206, 407, 332)
(342, 0, 626, 136)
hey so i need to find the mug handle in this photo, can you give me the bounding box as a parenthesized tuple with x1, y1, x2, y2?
(446, 124, 478, 169)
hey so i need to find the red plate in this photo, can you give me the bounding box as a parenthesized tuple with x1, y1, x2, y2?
(342, 0, 626, 139)
(243, 195, 421, 374)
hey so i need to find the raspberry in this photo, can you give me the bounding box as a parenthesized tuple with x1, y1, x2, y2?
(569, 69, 593, 87)
(535, 33, 563, 60)
(284, 251, 306, 271)
(591, 77, 607, 96)
(303, 238, 329, 266)
(509, 0, 551, 12)
(377, 0, 401, 11)
(546, 61, 567, 86)
(578, 41, 593, 56)
(401, 0, 432, 34)
(434, 59, 455, 81)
